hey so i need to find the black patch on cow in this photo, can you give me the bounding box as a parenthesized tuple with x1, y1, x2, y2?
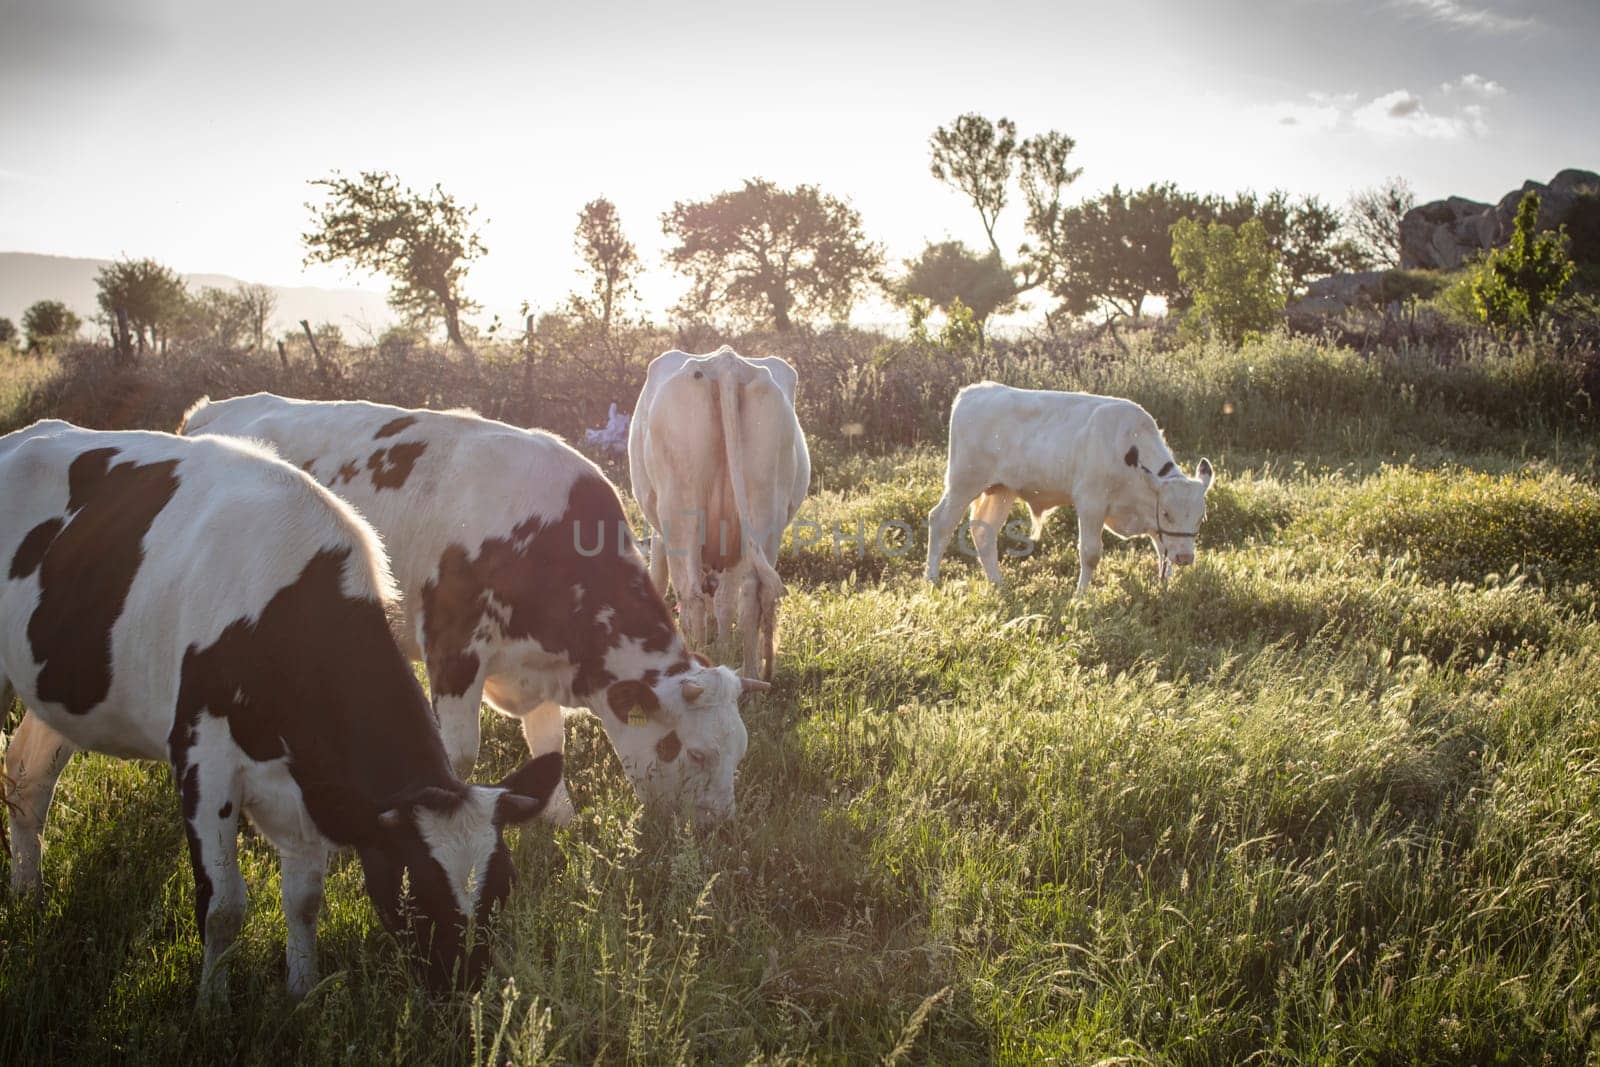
(1157, 460, 1175, 477)
(655, 731, 681, 763)
(169, 548, 452, 817)
(179, 763, 214, 941)
(368, 442, 427, 491)
(419, 473, 679, 702)
(25, 448, 180, 715)
(9, 518, 62, 579)
(1124, 446, 1139, 468)
(218, 801, 233, 818)
(374, 416, 419, 439)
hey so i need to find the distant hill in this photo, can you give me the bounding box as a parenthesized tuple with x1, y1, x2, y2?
(0, 252, 396, 339)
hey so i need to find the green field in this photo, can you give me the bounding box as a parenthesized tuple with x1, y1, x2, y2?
(2, 335, 1599, 1063)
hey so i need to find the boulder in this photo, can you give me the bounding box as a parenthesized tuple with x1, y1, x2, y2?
(1398, 196, 1497, 270)
(1400, 168, 1600, 270)
(1288, 270, 1391, 317)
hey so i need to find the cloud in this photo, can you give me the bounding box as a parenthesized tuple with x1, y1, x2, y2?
(1268, 79, 1500, 140)
(1353, 89, 1488, 138)
(1386, 93, 1424, 118)
(1392, 0, 1537, 33)
(1441, 72, 1508, 97)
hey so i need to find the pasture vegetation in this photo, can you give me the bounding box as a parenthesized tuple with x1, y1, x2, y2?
(2, 329, 1599, 1063)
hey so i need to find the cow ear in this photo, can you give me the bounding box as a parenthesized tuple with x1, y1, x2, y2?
(1124, 445, 1139, 468)
(494, 752, 563, 825)
(1197, 458, 1214, 491)
(606, 679, 661, 724)
(300, 780, 380, 845)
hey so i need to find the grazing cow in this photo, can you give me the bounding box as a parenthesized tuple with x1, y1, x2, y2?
(628, 347, 810, 681)
(179, 394, 766, 824)
(0, 421, 562, 1001)
(926, 383, 1214, 593)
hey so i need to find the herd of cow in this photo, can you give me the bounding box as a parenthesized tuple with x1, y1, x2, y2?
(0, 345, 1214, 1003)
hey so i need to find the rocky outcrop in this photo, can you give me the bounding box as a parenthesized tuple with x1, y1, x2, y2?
(1287, 270, 1391, 317)
(1399, 168, 1599, 270)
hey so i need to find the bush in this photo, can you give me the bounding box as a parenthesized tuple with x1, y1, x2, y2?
(1302, 466, 1600, 586)
(1170, 217, 1286, 345)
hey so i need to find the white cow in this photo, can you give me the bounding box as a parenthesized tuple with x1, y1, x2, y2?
(926, 383, 1214, 593)
(0, 421, 561, 1001)
(179, 394, 766, 826)
(629, 348, 810, 681)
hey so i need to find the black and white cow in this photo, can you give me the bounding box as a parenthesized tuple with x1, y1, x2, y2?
(0, 421, 562, 1001)
(927, 383, 1214, 593)
(178, 394, 766, 826)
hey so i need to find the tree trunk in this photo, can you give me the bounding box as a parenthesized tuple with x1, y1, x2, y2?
(442, 299, 472, 358)
(771, 292, 793, 332)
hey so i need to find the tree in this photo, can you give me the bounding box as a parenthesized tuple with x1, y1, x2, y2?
(180, 286, 253, 350)
(571, 198, 641, 335)
(303, 171, 485, 353)
(0, 318, 15, 346)
(896, 241, 1018, 327)
(95, 256, 189, 351)
(1213, 191, 1365, 295)
(1170, 217, 1286, 345)
(1471, 191, 1574, 333)
(1049, 183, 1208, 320)
(22, 300, 81, 352)
(928, 113, 1081, 296)
(236, 283, 277, 353)
(1347, 177, 1415, 269)
(662, 179, 882, 330)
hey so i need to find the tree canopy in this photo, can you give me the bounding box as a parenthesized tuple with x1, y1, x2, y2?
(22, 300, 81, 351)
(1471, 191, 1574, 332)
(1170, 218, 1286, 344)
(303, 171, 485, 353)
(1049, 183, 1206, 319)
(1346, 177, 1415, 269)
(95, 257, 188, 350)
(572, 198, 641, 335)
(662, 179, 882, 330)
(928, 113, 1081, 297)
(896, 241, 1018, 325)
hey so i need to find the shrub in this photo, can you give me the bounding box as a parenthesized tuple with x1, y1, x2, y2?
(1302, 466, 1600, 586)
(1170, 217, 1286, 345)
(1471, 192, 1575, 333)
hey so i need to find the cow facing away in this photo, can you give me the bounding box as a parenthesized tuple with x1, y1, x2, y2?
(180, 394, 766, 825)
(926, 383, 1213, 593)
(628, 348, 811, 681)
(0, 422, 561, 1002)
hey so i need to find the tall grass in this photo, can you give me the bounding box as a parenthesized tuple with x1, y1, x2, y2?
(2, 331, 1599, 1062)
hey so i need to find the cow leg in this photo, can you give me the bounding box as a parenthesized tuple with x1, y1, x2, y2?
(737, 569, 763, 680)
(278, 838, 329, 999)
(518, 701, 574, 826)
(4, 710, 78, 893)
(1076, 507, 1107, 596)
(648, 527, 671, 598)
(176, 754, 245, 1008)
(422, 632, 491, 779)
(713, 568, 739, 659)
(970, 487, 1018, 586)
(663, 524, 708, 648)
(926, 479, 983, 583)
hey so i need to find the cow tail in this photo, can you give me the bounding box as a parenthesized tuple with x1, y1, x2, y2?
(716, 371, 785, 599)
(176, 396, 212, 434)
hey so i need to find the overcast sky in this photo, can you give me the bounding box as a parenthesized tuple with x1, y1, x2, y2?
(2, 0, 1595, 326)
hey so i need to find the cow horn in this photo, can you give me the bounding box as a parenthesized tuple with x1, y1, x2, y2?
(740, 677, 771, 694)
(681, 679, 705, 702)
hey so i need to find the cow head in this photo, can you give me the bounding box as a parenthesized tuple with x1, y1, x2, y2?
(1127, 447, 1214, 570)
(603, 664, 763, 826)
(325, 752, 563, 990)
